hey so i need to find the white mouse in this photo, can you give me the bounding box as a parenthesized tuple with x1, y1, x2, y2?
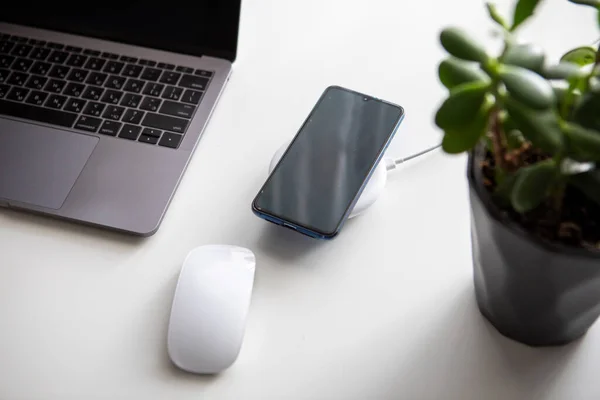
(167, 245, 256, 374)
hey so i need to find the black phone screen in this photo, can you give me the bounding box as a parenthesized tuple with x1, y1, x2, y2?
(253, 86, 404, 237)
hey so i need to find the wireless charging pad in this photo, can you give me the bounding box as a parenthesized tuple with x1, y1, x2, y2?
(269, 142, 387, 219)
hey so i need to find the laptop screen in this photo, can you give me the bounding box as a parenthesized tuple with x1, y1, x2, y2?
(1, 1, 242, 61)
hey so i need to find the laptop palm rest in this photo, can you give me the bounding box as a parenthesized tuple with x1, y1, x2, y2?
(0, 120, 99, 210)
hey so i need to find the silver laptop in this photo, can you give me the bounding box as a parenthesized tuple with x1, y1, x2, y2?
(0, 2, 240, 236)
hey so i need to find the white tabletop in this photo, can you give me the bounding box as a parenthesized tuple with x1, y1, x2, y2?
(1, 1, 599, 399)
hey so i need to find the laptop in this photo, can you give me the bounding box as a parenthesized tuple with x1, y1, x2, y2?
(0, 2, 241, 236)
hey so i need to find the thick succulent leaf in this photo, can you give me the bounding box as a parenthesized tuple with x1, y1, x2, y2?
(573, 92, 600, 131)
(440, 27, 488, 63)
(511, 159, 558, 213)
(561, 159, 595, 175)
(544, 62, 587, 80)
(486, 2, 509, 29)
(564, 123, 600, 161)
(499, 65, 555, 109)
(561, 46, 597, 66)
(511, 0, 542, 31)
(438, 58, 489, 89)
(441, 101, 492, 154)
(435, 81, 489, 130)
(570, 169, 600, 208)
(568, 0, 600, 7)
(503, 44, 545, 73)
(505, 97, 563, 153)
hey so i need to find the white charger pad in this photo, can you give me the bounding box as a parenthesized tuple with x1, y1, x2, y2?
(268, 142, 387, 219)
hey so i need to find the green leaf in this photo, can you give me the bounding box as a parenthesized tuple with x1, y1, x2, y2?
(568, 0, 600, 7)
(440, 27, 489, 63)
(561, 47, 597, 66)
(561, 159, 595, 175)
(499, 65, 555, 109)
(511, 159, 558, 212)
(435, 81, 489, 130)
(544, 62, 587, 80)
(511, 0, 542, 31)
(564, 123, 600, 161)
(442, 100, 492, 154)
(438, 58, 489, 89)
(570, 169, 600, 207)
(503, 44, 545, 73)
(493, 173, 518, 207)
(505, 97, 563, 153)
(486, 2, 509, 29)
(574, 92, 600, 131)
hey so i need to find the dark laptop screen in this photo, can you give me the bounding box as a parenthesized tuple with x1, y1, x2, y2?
(1, 1, 242, 61)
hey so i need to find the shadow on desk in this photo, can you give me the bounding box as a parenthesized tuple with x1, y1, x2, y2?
(252, 223, 327, 265)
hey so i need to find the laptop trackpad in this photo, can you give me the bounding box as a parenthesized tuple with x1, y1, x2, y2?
(0, 122, 98, 210)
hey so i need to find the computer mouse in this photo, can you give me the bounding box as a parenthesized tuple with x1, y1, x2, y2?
(167, 245, 256, 374)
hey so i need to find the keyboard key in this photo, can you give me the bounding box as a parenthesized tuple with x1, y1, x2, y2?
(0, 41, 15, 54)
(140, 67, 161, 81)
(12, 58, 33, 72)
(7, 87, 29, 102)
(46, 42, 64, 50)
(119, 124, 141, 140)
(30, 61, 51, 75)
(64, 82, 84, 97)
(46, 94, 68, 109)
(11, 44, 32, 57)
(139, 134, 159, 145)
(159, 132, 183, 148)
(162, 86, 183, 101)
(139, 59, 157, 67)
(194, 69, 213, 78)
(124, 79, 144, 93)
(157, 62, 175, 70)
(142, 113, 187, 133)
(66, 54, 87, 67)
(30, 47, 51, 60)
(25, 76, 47, 90)
(140, 97, 161, 112)
(45, 79, 67, 93)
(141, 127, 161, 137)
(181, 89, 203, 105)
(0, 69, 9, 83)
(49, 65, 70, 79)
(83, 101, 105, 117)
(48, 50, 68, 64)
(0, 84, 9, 98)
(13, 36, 29, 43)
(67, 69, 88, 82)
(29, 39, 46, 46)
(178, 74, 208, 90)
(159, 100, 195, 119)
(121, 93, 142, 108)
(66, 45, 82, 53)
(101, 90, 123, 104)
(0, 98, 77, 127)
(103, 105, 125, 120)
(25, 91, 48, 106)
(64, 98, 86, 113)
(122, 64, 142, 78)
(143, 83, 164, 97)
(159, 71, 181, 85)
(85, 57, 105, 71)
(176, 66, 194, 73)
(99, 120, 122, 136)
(104, 61, 124, 74)
(120, 56, 137, 63)
(105, 75, 126, 90)
(82, 86, 104, 101)
(102, 52, 119, 60)
(83, 49, 101, 56)
(7, 72, 27, 86)
(74, 115, 102, 132)
(0, 55, 14, 68)
(122, 109, 144, 124)
(86, 72, 107, 86)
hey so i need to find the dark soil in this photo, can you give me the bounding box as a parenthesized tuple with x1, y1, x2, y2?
(480, 148, 600, 251)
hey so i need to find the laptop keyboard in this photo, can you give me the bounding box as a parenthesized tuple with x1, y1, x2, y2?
(0, 32, 213, 149)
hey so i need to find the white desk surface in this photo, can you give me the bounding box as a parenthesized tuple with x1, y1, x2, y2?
(1, 1, 599, 399)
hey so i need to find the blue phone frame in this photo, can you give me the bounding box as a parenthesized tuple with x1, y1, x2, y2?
(252, 85, 405, 240)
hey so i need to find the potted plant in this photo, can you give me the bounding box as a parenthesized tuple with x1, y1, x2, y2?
(436, 0, 600, 346)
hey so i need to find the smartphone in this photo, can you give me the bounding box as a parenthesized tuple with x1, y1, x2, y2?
(252, 86, 405, 239)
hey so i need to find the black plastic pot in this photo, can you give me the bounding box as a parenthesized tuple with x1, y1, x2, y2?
(468, 145, 600, 347)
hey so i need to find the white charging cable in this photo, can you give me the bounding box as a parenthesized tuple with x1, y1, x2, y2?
(384, 144, 441, 171)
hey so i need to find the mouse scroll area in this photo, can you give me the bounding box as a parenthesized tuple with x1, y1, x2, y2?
(167, 245, 256, 374)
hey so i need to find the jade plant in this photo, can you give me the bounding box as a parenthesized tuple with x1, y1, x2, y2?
(436, 0, 600, 249)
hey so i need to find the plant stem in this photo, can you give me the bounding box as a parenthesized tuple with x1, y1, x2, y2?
(489, 107, 510, 173)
